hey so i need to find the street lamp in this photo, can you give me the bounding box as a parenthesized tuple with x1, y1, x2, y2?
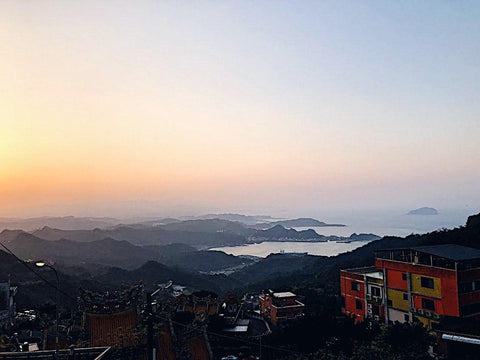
(35, 261, 59, 360)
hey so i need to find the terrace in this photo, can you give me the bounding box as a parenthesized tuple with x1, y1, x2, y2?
(375, 245, 480, 271)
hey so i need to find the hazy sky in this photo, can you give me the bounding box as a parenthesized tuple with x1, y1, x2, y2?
(1, 1, 479, 217)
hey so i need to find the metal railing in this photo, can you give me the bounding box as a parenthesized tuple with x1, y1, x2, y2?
(0, 347, 111, 360)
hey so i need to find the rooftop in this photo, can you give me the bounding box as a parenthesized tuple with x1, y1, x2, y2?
(375, 244, 480, 270)
(273, 292, 296, 298)
(342, 266, 383, 280)
(411, 245, 480, 261)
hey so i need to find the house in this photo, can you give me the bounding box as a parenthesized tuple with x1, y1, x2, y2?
(258, 290, 304, 325)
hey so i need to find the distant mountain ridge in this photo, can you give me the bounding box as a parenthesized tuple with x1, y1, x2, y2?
(0, 230, 252, 272)
(0, 230, 160, 269)
(253, 225, 327, 241)
(253, 217, 345, 229)
(3, 213, 480, 307)
(31, 225, 247, 247)
(0, 216, 119, 231)
(191, 213, 273, 225)
(251, 225, 379, 242)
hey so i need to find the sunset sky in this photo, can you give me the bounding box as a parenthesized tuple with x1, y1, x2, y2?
(1, 1, 479, 217)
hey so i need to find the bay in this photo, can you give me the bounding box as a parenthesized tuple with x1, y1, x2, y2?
(209, 240, 368, 258)
(209, 208, 477, 258)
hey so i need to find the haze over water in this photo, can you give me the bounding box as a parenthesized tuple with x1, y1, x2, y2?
(296, 208, 475, 237)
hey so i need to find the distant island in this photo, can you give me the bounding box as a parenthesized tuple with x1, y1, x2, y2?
(407, 207, 438, 215)
(254, 217, 345, 229)
(249, 225, 380, 243)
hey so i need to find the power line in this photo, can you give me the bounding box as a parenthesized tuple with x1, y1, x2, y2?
(155, 313, 303, 357)
(0, 241, 77, 302)
(0, 241, 304, 356)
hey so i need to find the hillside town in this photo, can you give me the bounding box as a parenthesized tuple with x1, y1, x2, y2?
(1, 242, 480, 359)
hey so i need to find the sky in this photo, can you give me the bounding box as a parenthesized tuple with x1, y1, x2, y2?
(1, 1, 479, 218)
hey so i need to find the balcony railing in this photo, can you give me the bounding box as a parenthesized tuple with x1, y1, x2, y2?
(0, 347, 111, 360)
(375, 249, 457, 270)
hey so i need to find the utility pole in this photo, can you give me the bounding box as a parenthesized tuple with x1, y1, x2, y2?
(147, 292, 154, 360)
(35, 262, 59, 360)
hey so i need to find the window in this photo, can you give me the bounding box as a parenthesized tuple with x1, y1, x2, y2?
(372, 306, 380, 316)
(387, 299, 393, 307)
(404, 314, 410, 322)
(421, 298, 435, 311)
(402, 273, 407, 281)
(371, 287, 381, 297)
(351, 281, 360, 291)
(420, 277, 434, 289)
(403, 293, 409, 301)
(356, 300, 363, 310)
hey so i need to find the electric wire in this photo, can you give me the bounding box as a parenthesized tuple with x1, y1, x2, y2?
(1, 241, 305, 356)
(0, 240, 77, 302)
(155, 313, 304, 357)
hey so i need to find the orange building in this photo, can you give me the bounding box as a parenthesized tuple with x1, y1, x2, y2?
(376, 244, 480, 328)
(341, 244, 480, 329)
(340, 266, 384, 324)
(259, 291, 304, 325)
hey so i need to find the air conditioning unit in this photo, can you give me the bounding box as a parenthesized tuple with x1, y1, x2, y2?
(410, 308, 416, 314)
(366, 294, 372, 301)
(373, 315, 380, 321)
(433, 313, 440, 320)
(367, 304, 372, 310)
(425, 311, 432, 318)
(417, 309, 424, 316)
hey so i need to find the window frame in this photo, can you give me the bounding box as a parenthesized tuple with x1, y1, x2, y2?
(351, 281, 360, 291)
(421, 298, 435, 311)
(371, 286, 381, 297)
(420, 276, 434, 289)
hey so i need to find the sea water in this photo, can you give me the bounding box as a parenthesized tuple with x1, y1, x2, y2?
(209, 208, 477, 258)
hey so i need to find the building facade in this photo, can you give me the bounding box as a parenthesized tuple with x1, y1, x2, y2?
(341, 244, 480, 329)
(259, 291, 304, 325)
(340, 266, 384, 324)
